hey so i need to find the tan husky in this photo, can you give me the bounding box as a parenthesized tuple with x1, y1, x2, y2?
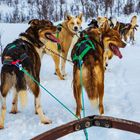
(44, 14, 83, 80)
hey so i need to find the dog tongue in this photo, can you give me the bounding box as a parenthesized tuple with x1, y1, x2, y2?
(48, 34, 60, 43)
(110, 46, 122, 59)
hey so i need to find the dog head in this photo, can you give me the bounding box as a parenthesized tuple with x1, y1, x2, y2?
(88, 19, 98, 28)
(38, 24, 60, 44)
(97, 17, 108, 28)
(130, 15, 137, 27)
(27, 19, 59, 44)
(65, 13, 83, 34)
(28, 19, 53, 27)
(100, 21, 126, 59)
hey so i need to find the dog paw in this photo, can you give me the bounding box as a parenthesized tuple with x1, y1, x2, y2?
(10, 107, 18, 114)
(60, 76, 65, 80)
(99, 105, 104, 115)
(62, 73, 67, 77)
(41, 117, 52, 124)
(35, 111, 38, 115)
(76, 114, 81, 119)
(10, 110, 18, 114)
(0, 125, 4, 129)
(0, 118, 4, 129)
(76, 111, 81, 118)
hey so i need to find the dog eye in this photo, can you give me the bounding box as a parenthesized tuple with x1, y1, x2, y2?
(77, 22, 80, 25)
(113, 36, 119, 40)
(71, 22, 74, 25)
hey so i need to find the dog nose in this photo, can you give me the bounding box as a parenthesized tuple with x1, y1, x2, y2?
(74, 26, 78, 31)
(106, 63, 108, 67)
(123, 42, 127, 47)
(57, 24, 62, 32)
(57, 26, 62, 32)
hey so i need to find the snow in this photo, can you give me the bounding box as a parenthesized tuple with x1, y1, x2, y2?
(0, 4, 14, 13)
(0, 20, 140, 140)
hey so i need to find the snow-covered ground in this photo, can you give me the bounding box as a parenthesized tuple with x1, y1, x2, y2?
(0, 20, 140, 140)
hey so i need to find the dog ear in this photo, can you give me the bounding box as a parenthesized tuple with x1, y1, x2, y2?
(77, 13, 83, 21)
(99, 21, 110, 33)
(130, 15, 137, 25)
(113, 26, 119, 31)
(97, 17, 101, 22)
(28, 19, 39, 26)
(105, 17, 108, 20)
(66, 15, 72, 21)
(41, 19, 53, 26)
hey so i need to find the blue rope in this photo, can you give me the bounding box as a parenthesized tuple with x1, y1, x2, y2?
(14, 63, 79, 120)
(79, 61, 89, 140)
(15, 62, 88, 140)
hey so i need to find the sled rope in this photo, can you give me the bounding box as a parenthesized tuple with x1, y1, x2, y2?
(14, 62, 79, 120)
(79, 61, 89, 140)
(14, 61, 88, 140)
(44, 47, 73, 63)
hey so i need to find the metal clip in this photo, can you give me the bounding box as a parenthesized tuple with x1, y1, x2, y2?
(15, 63, 22, 71)
(85, 121, 91, 128)
(18, 64, 23, 71)
(75, 124, 81, 131)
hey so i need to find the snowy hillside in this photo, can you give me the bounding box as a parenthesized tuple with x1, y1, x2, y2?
(0, 20, 140, 140)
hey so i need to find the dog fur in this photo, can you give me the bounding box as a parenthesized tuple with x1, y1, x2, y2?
(0, 20, 59, 128)
(71, 21, 126, 117)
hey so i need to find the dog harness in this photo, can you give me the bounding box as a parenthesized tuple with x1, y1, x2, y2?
(3, 44, 29, 66)
(56, 24, 63, 51)
(56, 32, 62, 51)
(72, 35, 95, 67)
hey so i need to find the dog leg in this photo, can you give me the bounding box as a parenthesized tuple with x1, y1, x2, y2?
(0, 72, 13, 128)
(73, 67, 82, 117)
(10, 88, 18, 114)
(27, 77, 52, 124)
(74, 84, 82, 118)
(74, 86, 82, 117)
(97, 72, 104, 115)
(35, 93, 52, 124)
(98, 83, 104, 115)
(61, 52, 68, 77)
(93, 64, 104, 115)
(0, 97, 6, 129)
(52, 54, 64, 80)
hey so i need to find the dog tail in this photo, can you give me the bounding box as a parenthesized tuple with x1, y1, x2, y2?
(83, 56, 99, 107)
(19, 90, 28, 109)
